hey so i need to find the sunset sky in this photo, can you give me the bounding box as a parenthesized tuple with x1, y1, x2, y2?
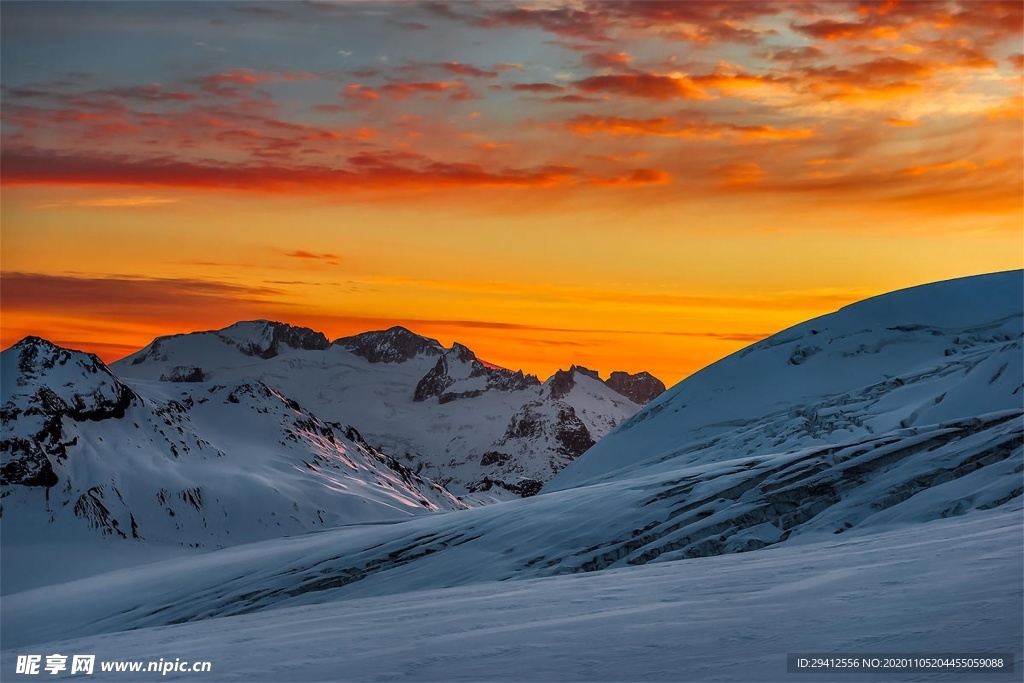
(2, 0, 1021, 384)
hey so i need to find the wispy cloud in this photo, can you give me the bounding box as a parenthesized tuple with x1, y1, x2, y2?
(37, 196, 178, 208)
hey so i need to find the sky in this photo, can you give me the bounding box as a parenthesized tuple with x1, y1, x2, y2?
(1, 0, 1021, 385)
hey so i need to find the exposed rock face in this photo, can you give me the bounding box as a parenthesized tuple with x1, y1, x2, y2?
(413, 355, 456, 402)
(604, 371, 666, 405)
(413, 342, 539, 403)
(254, 322, 329, 357)
(499, 400, 595, 460)
(548, 365, 600, 400)
(160, 366, 205, 383)
(334, 326, 443, 364)
(1, 337, 139, 487)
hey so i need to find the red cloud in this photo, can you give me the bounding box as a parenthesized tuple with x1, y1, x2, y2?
(573, 73, 708, 100)
(374, 81, 476, 100)
(511, 83, 566, 93)
(582, 51, 632, 69)
(471, 6, 609, 42)
(794, 0, 1021, 43)
(437, 62, 498, 78)
(0, 147, 587, 192)
(206, 69, 316, 86)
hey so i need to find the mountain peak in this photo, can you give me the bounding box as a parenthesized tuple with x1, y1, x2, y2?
(215, 320, 329, 359)
(413, 340, 539, 403)
(121, 320, 329, 370)
(5, 336, 125, 392)
(546, 365, 602, 400)
(333, 326, 443, 364)
(605, 371, 666, 405)
(2, 337, 139, 487)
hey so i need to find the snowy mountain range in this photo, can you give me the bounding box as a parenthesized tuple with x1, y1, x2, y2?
(1, 337, 464, 549)
(1, 271, 1021, 680)
(112, 322, 662, 498)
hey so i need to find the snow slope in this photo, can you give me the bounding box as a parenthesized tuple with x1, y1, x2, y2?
(115, 325, 643, 497)
(549, 270, 1024, 491)
(2, 508, 1020, 681)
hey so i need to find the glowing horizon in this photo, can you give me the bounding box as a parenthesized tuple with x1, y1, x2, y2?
(2, 0, 1022, 385)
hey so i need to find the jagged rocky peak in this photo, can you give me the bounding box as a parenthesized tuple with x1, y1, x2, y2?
(216, 320, 329, 359)
(546, 364, 600, 400)
(1, 337, 140, 488)
(334, 326, 443, 364)
(413, 340, 540, 403)
(604, 371, 666, 405)
(449, 342, 478, 363)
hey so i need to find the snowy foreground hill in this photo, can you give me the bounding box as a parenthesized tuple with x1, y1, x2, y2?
(2, 271, 1022, 681)
(113, 324, 661, 498)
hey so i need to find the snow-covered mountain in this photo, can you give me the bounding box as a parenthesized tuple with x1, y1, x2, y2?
(5, 271, 1019, 655)
(0, 337, 464, 549)
(548, 269, 1024, 491)
(115, 323, 656, 497)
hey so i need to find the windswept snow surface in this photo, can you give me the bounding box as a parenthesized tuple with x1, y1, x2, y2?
(2, 508, 1021, 681)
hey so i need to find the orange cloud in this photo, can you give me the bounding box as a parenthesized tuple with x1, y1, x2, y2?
(39, 196, 178, 208)
(566, 115, 719, 138)
(284, 250, 341, 263)
(901, 160, 979, 176)
(589, 168, 671, 187)
(565, 115, 813, 141)
(986, 95, 1023, 120)
(712, 161, 765, 186)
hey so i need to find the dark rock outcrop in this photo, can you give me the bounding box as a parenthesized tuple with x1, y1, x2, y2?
(499, 400, 595, 459)
(548, 365, 600, 400)
(604, 371, 666, 405)
(227, 321, 329, 359)
(160, 366, 205, 383)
